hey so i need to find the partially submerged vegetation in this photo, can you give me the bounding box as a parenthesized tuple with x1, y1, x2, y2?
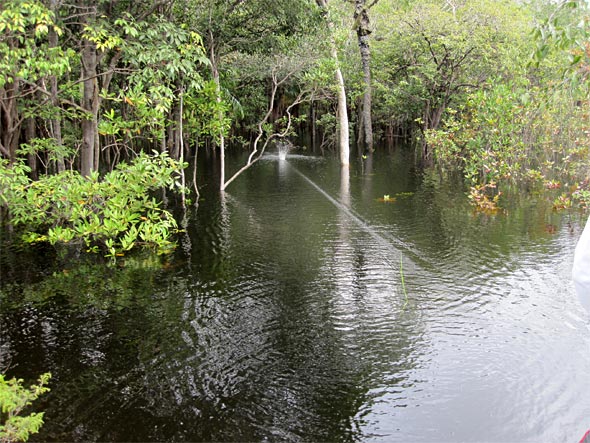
(0, 152, 185, 258)
(1, 0, 590, 254)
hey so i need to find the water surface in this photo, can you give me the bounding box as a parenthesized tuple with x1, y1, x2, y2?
(0, 150, 588, 442)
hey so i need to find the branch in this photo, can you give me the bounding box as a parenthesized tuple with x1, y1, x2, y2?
(69, 69, 112, 88)
(136, 1, 170, 22)
(227, 0, 247, 15)
(422, 33, 439, 67)
(453, 46, 476, 69)
(0, 141, 9, 158)
(222, 66, 309, 190)
(18, 78, 87, 114)
(99, 52, 122, 105)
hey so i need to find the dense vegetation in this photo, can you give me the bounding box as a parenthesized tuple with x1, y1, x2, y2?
(1, 2, 590, 439)
(1, 0, 590, 256)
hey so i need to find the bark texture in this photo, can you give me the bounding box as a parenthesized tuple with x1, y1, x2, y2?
(354, 0, 373, 152)
(80, 6, 99, 177)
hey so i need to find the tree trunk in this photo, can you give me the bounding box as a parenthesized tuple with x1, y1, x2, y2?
(25, 117, 38, 180)
(179, 89, 186, 208)
(0, 79, 21, 163)
(49, 0, 65, 173)
(81, 34, 98, 177)
(210, 42, 226, 191)
(357, 106, 364, 155)
(335, 65, 349, 166)
(317, 0, 349, 166)
(354, 0, 374, 152)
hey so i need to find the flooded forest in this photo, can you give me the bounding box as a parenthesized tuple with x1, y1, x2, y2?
(2, 0, 590, 442)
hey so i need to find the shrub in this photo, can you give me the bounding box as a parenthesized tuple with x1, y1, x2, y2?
(0, 152, 186, 257)
(0, 373, 51, 443)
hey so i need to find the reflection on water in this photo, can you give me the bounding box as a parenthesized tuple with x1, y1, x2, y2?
(1, 150, 589, 442)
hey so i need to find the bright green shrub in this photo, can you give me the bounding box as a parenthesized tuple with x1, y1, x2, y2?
(0, 152, 186, 257)
(0, 373, 50, 443)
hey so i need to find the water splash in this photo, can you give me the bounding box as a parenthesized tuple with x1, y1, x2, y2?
(277, 140, 293, 161)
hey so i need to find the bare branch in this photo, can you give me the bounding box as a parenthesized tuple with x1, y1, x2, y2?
(222, 62, 311, 190)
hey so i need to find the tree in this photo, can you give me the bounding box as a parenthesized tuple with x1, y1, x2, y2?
(0, 152, 186, 256)
(222, 49, 317, 189)
(185, 0, 324, 188)
(317, 0, 350, 166)
(353, 0, 377, 152)
(0, 0, 71, 164)
(0, 1, 212, 255)
(372, 0, 530, 163)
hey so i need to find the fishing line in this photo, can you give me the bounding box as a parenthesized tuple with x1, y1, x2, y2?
(285, 159, 424, 307)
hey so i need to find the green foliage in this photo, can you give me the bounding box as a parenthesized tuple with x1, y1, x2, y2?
(426, 75, 590, 210)
(0, 373, 50, 443)
(183, 80, 232, 143)
(125, 19, 208, 95)
(17, 138, 75, 171)
(371, 0, 531, 134)
(0, 0, 71, 88)
(572, 184, 590, 209)
(1, 0, 587, 208)
(430, 81, 532, 186)
(98, 17, 210, 144)
(531, 1, 588, 71)
(0, 152, 186, 257)
(414, 0, 590, 209)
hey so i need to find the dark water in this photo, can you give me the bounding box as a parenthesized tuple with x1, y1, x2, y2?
(1, 149, 589, 442)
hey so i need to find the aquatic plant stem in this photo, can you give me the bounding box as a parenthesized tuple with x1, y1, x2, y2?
(400, 254, 409, 309)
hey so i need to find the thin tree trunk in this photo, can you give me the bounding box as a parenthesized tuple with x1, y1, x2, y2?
(49, 0, 65, 172)
(317, 0, 349, 166)
(192, 144, 200, 201)
(179, 89, 186, 208)
(210, 45, 226, 191)
(357, 106, 364, 154)
(25, 117, 38, 180)
(310, 100, 316, 151)
(0, 79, 21, 163)
(354, 0, 374, 152)
(81, 33, 98, 176)
(93, 120, 100, 171)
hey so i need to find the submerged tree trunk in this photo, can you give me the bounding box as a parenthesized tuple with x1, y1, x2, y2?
(335, 63, 349, 166)
(310, 100, 317, 151)
(421, 98, 447, 165)
(179, 89, 186, 208)
(317, 0, 349, 166)
(222, 65, 307, 190)
(207, 28, 226, 192)
(213, 60, 226, 191)
(354, 0, 374, 152)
